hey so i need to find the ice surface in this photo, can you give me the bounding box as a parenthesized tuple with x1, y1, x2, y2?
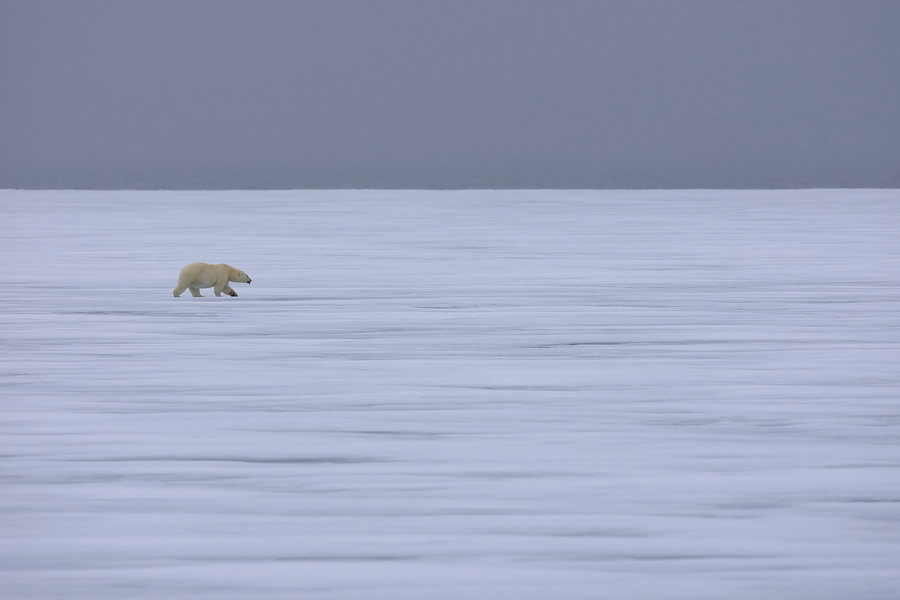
(1, 189, 899, 599)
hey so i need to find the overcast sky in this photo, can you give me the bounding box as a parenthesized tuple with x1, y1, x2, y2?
(1, 0, 898, 189)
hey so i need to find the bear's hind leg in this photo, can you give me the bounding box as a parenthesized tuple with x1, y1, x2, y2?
(189, 287, 203, 297)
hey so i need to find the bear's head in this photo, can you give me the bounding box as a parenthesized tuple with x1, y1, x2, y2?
(231, 270, 252, 284)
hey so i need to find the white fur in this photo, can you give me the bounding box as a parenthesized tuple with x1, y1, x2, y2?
(173, 262, 251, 297)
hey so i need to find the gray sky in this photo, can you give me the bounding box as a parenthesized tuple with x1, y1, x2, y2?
(1, 0, 898, 189)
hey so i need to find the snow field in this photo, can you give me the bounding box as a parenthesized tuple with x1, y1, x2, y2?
(1, 189, 899, 599)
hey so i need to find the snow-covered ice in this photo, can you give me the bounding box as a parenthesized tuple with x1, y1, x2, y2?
(1, 189, 899, 599)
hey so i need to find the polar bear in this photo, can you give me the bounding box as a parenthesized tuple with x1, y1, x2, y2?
(173, 263, 252, 297)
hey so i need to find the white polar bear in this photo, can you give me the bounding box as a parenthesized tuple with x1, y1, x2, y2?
(173, 262, 252, 297)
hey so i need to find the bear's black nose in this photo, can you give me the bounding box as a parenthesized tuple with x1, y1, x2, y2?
(248, 280, 252, 284)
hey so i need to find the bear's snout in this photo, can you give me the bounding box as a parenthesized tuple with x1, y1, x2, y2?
(248, 279, 252, 284)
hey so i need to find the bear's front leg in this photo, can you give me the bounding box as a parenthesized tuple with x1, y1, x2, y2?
(189, 287, 203, 297)
(214, 279, 229, 297)
(223, 284, 238, 297)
